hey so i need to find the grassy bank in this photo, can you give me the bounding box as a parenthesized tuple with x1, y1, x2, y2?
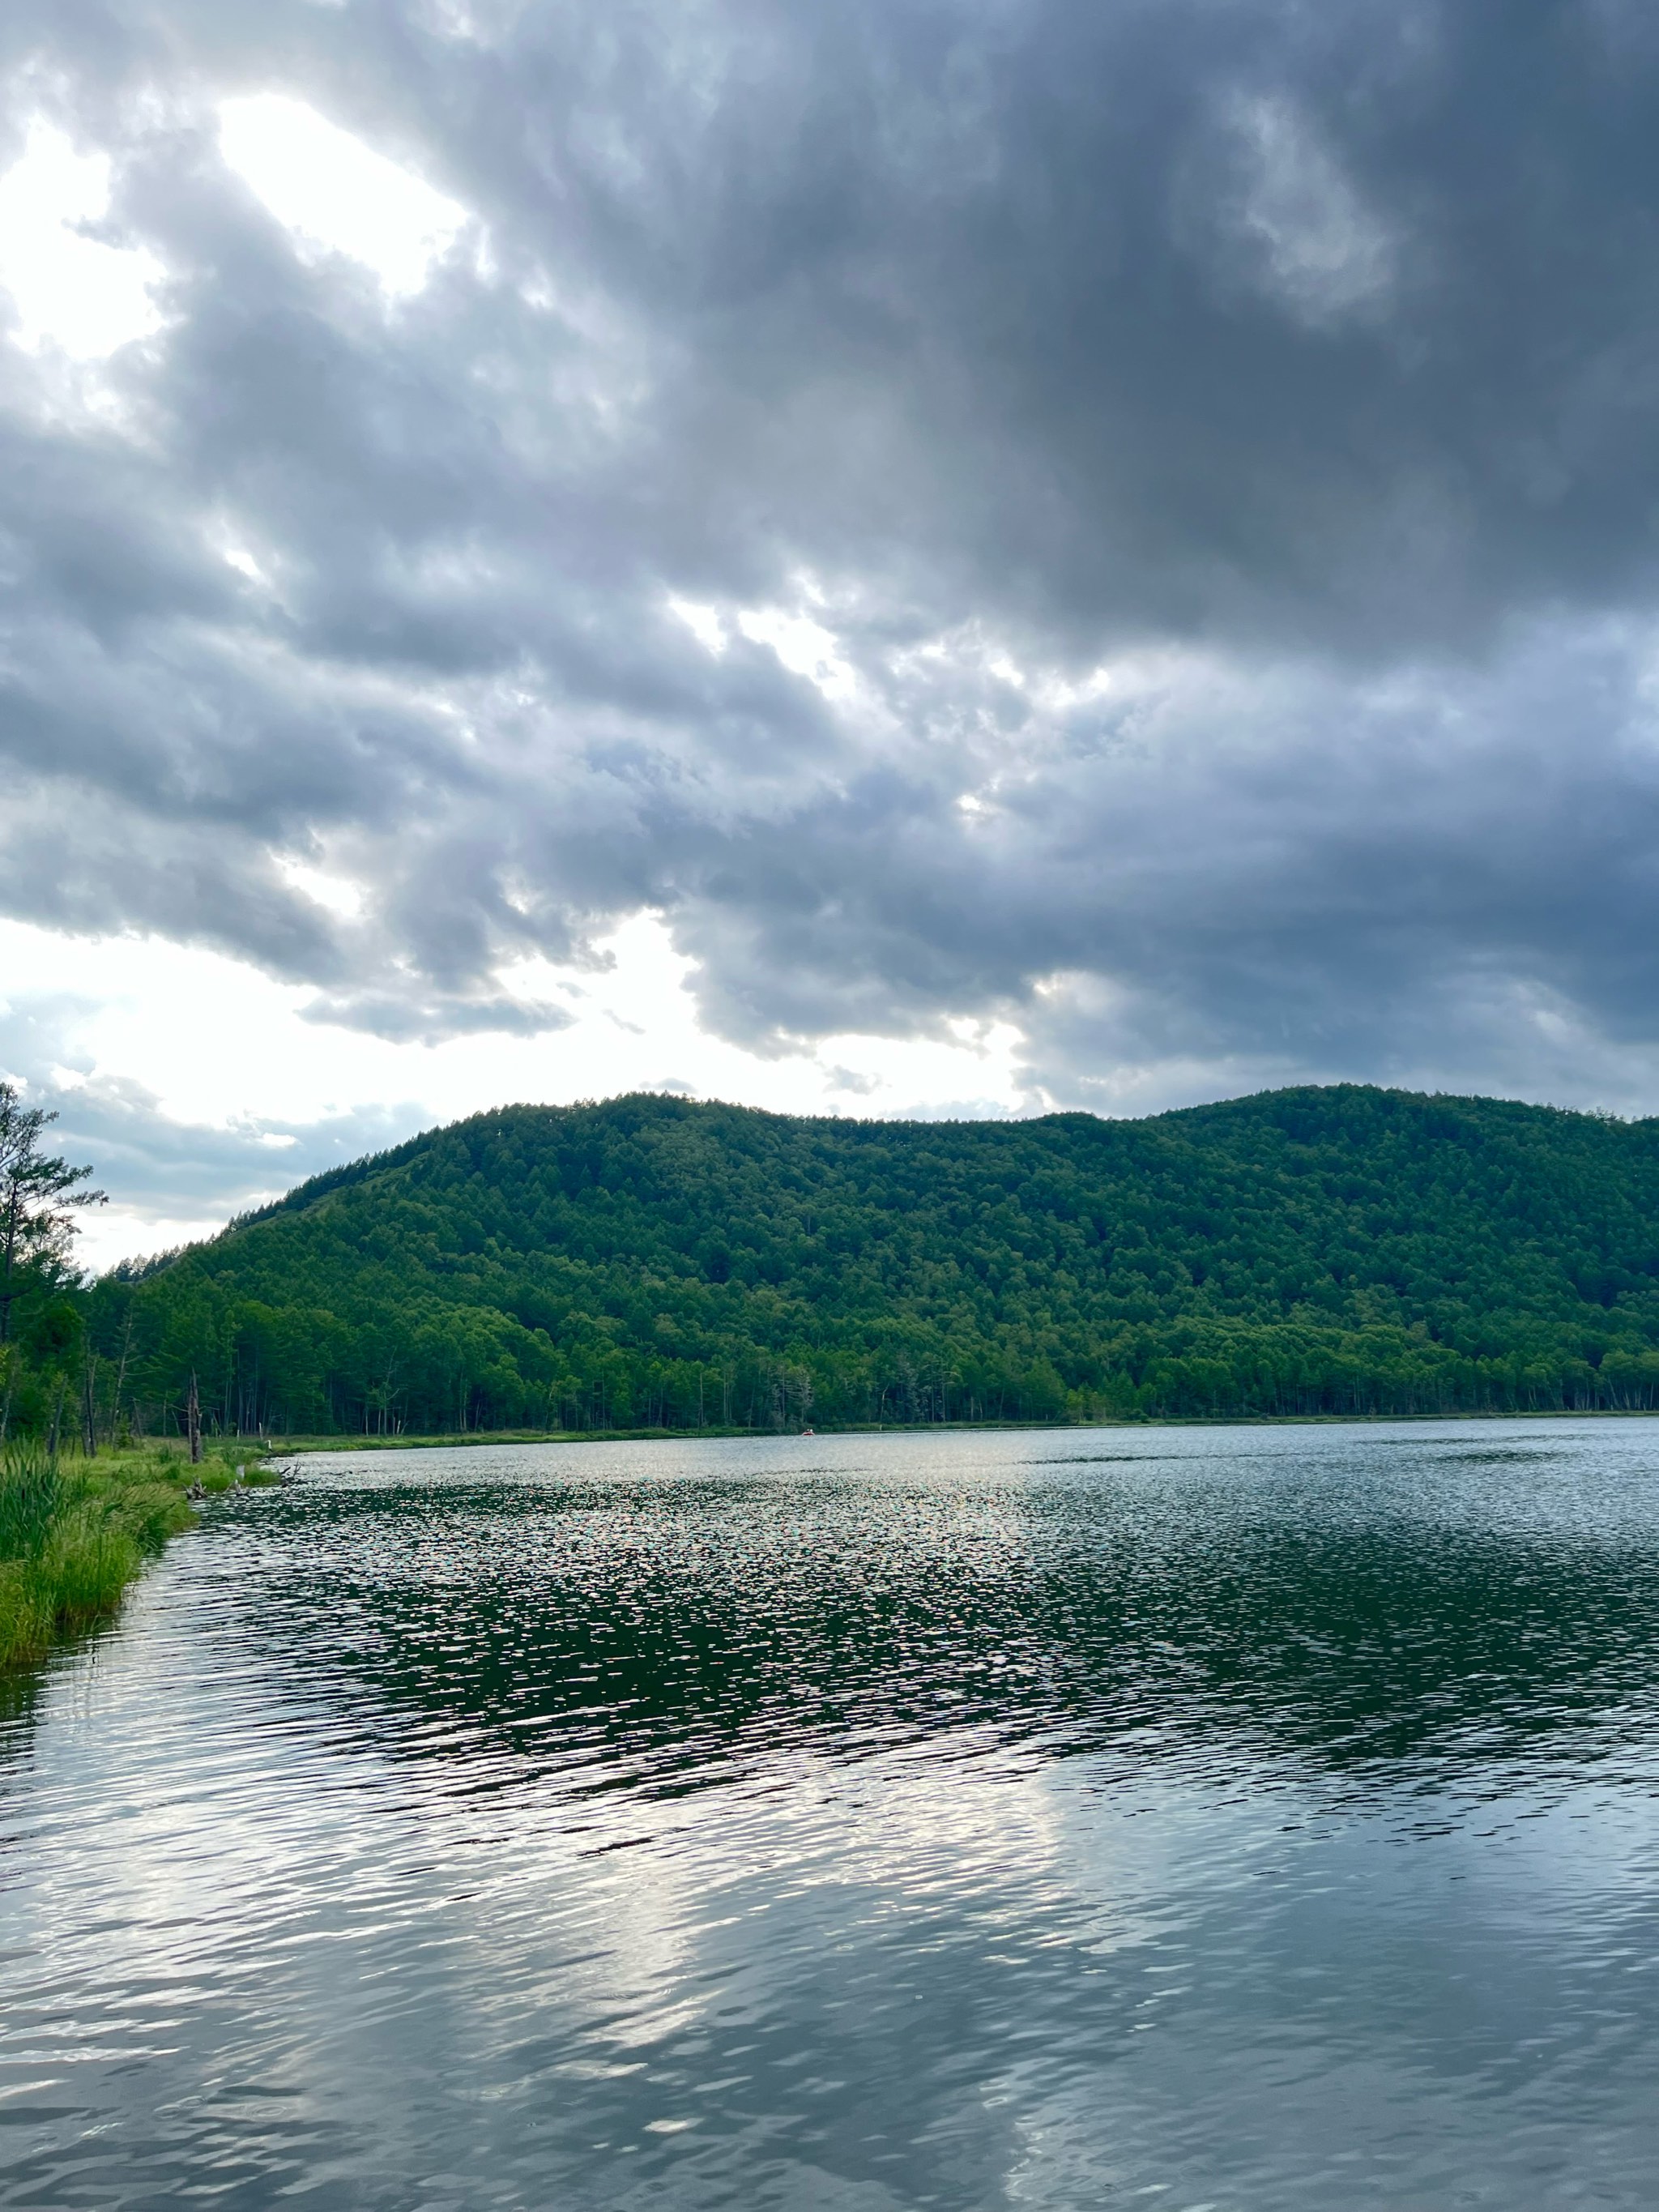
(0, 1442, 276, 1672)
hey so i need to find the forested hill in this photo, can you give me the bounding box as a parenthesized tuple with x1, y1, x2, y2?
(83, 1085, 1659, 1436)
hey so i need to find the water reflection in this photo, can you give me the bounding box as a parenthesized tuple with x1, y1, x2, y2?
(2, 1421, 1659, 2210)
(232, 1428, 1659, 1809)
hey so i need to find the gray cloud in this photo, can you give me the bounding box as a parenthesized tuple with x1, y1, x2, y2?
(6, 0, 1659, 1153)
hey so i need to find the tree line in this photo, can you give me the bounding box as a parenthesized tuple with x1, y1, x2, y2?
(10, 1083, 1659, 1445)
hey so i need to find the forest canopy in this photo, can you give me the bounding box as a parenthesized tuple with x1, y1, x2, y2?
(35, 1083, 1659, 1441)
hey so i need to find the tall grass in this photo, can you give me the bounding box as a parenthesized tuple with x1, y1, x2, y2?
(0, 1441, 263, 1671)
(0, 1447, 64, 1557)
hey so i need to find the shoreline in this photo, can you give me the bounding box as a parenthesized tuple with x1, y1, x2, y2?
(0, 1444, 279, 1673)
(262, 1403, 1659, 1457)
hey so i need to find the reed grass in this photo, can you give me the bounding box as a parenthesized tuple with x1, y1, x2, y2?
(0, 1441, 275, 1671)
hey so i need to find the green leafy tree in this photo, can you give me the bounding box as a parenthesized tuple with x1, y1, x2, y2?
(73, 1083, 1659, 1438)
(0, 1084, 105, 1344)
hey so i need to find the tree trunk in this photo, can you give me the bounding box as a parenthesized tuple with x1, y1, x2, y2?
(187, 1371, 203, 1465)
(0, 1197, 18, 1347)
(110, 1314, 134, 1448)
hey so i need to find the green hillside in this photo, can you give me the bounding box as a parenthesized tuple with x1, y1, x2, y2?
(80, 1085, 1659, 1436)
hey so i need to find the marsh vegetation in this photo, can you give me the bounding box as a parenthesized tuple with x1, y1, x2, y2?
(0, 1441, 276, 1670)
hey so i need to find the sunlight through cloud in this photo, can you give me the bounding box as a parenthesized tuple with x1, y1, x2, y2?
(218, 94, 467, 297)
(0, 123, 164, 358)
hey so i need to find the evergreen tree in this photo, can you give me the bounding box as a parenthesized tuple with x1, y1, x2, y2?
(0, 1085, 104, 1344)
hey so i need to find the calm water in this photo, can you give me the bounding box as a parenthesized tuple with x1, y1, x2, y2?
(5, 1423, 1659, 2209)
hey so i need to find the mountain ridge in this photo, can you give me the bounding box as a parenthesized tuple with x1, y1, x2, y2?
(86, 1083, 1659, 1436)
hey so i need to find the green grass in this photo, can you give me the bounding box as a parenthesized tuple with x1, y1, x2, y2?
(0, 1441, 276, 1672)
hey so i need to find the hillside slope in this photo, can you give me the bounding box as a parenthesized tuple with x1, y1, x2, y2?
(89, 1086, 1659, 1433)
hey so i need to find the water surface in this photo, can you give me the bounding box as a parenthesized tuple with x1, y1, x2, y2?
(6, 1420, 1659, 2207)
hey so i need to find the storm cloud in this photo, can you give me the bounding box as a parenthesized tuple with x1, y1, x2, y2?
(8, 0, 1659, 1172)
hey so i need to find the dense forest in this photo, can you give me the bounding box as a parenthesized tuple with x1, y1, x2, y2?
(15, 1083, 1659, 1440)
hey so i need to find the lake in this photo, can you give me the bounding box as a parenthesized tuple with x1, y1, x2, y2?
(4, 1420, 1659, 2208)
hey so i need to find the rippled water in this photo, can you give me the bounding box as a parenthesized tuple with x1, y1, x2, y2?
(6, 1422, 1659, 2208)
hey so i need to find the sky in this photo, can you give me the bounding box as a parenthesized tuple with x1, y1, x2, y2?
(7, 1, 1659, 1267)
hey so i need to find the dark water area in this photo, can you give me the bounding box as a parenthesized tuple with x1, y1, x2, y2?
(5, 1423, 1659, 2208)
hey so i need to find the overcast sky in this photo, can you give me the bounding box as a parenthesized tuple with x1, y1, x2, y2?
(7, 0, 1659, 1264)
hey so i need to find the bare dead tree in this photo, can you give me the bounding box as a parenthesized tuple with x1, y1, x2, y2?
(109, 1309, 135, 1447)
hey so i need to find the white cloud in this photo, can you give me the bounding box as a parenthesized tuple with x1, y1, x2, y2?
(737, 604, 858, 701)
(672, 591, 859, 702)
(2, 916, 1025, 1268)
(218, 94, 467, 297)
(0, 122, 164, 358)
(667, 596, 727, 655)
(275, 854, 366, 920)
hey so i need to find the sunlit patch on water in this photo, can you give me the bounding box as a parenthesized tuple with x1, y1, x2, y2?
(5, 1420, 1659, 2207)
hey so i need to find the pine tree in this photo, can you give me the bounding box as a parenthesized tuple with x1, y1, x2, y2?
(0, 1084, 105, 1345)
